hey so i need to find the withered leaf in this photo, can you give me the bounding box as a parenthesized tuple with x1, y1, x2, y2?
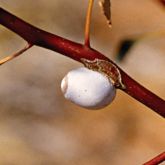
(99, 0, 112, 26)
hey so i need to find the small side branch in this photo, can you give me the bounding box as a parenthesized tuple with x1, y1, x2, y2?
(0, 43, 33, 65)
(84, 0, 94, 47)
(143, 151, 165, 165)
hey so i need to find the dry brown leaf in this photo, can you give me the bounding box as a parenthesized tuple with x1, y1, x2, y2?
(99, 0, 112, 27)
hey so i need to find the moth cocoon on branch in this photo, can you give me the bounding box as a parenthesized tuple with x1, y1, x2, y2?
(61, 67, 116, 109)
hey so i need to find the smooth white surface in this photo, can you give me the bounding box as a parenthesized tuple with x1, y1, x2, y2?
(61, 67, 116, 109)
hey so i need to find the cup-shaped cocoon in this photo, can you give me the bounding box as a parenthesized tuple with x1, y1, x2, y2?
(61, 67, 116, 109)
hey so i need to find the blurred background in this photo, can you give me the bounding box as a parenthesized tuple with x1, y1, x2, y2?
(0, 0, 165, 164)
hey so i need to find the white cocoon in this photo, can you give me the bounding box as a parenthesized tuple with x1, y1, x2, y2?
(61, 67, 116, 109)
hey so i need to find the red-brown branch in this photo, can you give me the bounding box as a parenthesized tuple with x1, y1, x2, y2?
(143, 151, 165, 165)
(0, 8, 165, 117)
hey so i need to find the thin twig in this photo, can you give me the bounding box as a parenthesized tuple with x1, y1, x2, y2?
(84, 0, 94, 47)
(143, 151, 165, 165)
(0, 43, 33, 65)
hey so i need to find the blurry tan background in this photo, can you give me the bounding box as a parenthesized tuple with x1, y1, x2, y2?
(0, 0, 165, 165)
